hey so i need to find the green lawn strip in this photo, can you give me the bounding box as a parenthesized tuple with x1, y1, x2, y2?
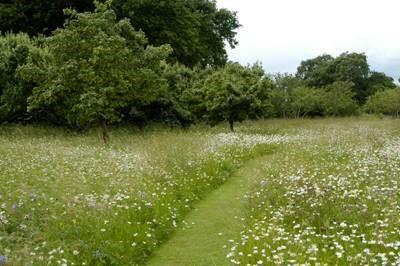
(147, 148, 275, 266)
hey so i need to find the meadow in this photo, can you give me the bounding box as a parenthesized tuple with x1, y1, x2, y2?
(0, 117, 399, 265)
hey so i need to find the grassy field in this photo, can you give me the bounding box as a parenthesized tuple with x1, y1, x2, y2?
(0, 117, 399, 265)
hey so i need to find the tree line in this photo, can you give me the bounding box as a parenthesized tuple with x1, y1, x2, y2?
(0, 1, 399, 142)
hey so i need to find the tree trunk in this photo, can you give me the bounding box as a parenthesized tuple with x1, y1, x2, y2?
(100, 121, 109, 145)
(229, 119, 234, 132)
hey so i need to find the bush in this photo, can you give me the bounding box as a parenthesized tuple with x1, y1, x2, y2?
(289, 86, 325, 118)
(364, 88, 400, 117)
(0, 33, 48, 123)
(322, 81, 359, 117)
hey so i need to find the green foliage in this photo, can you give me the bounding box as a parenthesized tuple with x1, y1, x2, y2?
(19, 1, 171, 140)
(1, 0, 239, 67)
(296, 52, 393, 104)
(112, 0, 240, 67)
(322, 81, 359, 117)
(367, 71, 396, 95)
(0, 33, 48, 123)
(289, 86, 325, 118)
(296, 54, 335, 87)
(199, 63, 273, 131)
(268, 80, 358, 119)
(332, 53, 370, 103)
(0, 0, 94, 36)
(147, 63, 196, 127)
(364, 88, 400, 117)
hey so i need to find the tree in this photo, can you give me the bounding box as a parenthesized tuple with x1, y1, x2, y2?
(296, 54, 334, 87)
(270, 73, 303, 118)
(331, 52, 370, 103)
(367, 71, 396, 96)
(0, 0, 94, 36)
(0, 33, 49, 123)
(19, 1, 171, 143)
(112, 0, 240, 67)
(200, 63, 273, 131)
(290, 87, 325, 118)
(296, 52, 376, 103)
(322, 81, 358, 117)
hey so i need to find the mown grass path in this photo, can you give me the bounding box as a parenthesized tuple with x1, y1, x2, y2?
(147, 150, 274, 266)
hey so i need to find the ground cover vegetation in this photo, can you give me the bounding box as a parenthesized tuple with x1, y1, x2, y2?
(226, 119, 400, 265)
(1, 119, 399, 265)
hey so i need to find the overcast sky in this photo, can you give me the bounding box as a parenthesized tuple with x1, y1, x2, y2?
(217, 0, 400, 80)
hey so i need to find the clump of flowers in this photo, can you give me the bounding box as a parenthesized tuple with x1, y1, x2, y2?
(227, 124, 400, 265)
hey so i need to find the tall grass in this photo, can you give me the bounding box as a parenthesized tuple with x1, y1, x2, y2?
(226, 118, 400, 265)
(0, 124, 278, 265)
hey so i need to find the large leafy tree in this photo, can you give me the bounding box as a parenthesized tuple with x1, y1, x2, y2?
(296, 54, 335, 87)
(1, 0, 239, 67)
(296, 52, 393, 103)
(330, 52, 370, 103)
(19, 1, 171, 143)
(112, 0, 240, 67)
(0, 0, 94, 36)
(199, 63, 273, 131)
(367, 71, 396, 95)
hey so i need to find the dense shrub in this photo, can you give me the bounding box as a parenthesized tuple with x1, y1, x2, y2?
(322, 81, 359, 117)
(0, 33, 48, 123)
(364, 89, 400, 117)
(289, 87, 325, 118)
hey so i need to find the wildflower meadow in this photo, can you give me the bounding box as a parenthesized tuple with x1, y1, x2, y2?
(1, 118, 399, 265)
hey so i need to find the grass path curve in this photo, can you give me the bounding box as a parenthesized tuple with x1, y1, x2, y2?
(147, 148, 275, 266)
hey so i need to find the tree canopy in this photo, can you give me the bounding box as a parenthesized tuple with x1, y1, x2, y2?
(197, 63, 273, 131)
(19, 1, 171, 142)
(112, 0, 240, 67)
(296, 52, 396, 103)
(0, 0, 94, 36)
(0, 0, 239, 68)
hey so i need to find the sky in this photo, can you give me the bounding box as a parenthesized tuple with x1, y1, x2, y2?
(217, 0, 400, 81)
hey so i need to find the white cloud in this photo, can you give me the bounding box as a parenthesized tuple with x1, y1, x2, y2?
(217, 0, 400, 80)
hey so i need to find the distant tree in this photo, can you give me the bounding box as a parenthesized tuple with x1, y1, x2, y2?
(364, 88, 400, 117)
(0, 33, 49, 123)
(296, 52, 378, 103)
(201, 63, 273, 131)
(269, 73, 302, 118)
(290, 87, 325, 118)
(19, 1, 171, 143)
(112, 0, 240, 67)
(296, 54, 335, 87)
(0, 0, 94, 36)
(367, 71, 396, 96)
(322, 81, 358, 117)
(269, 88, 290, 118)
(331, 52, 370, 103)
(272, 73, 304, 91)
